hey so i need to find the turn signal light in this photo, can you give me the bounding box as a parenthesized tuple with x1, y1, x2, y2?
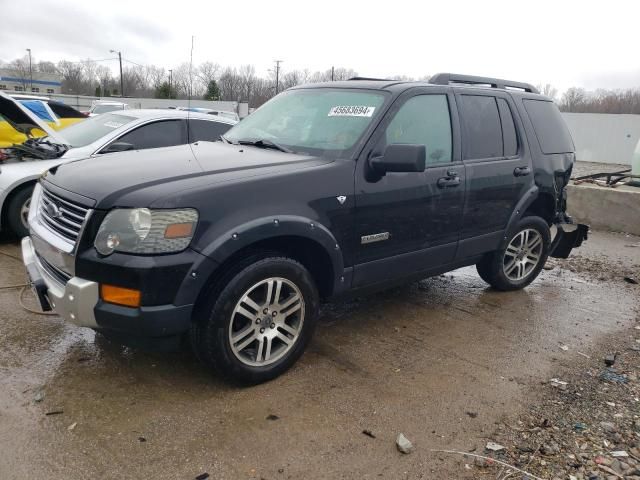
(164, 222, 194, 239)
(100, 284, 141, 307)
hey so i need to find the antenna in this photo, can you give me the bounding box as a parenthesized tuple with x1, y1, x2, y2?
(187, 35, 194, 145)
(188, 35, 194, 110)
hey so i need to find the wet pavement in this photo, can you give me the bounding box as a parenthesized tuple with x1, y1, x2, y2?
(0, 231, 638, 479)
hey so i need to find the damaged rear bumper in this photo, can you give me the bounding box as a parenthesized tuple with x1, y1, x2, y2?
(549, 223, 589, 259)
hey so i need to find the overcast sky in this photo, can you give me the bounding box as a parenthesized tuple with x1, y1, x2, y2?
(1, 0, 638, 93)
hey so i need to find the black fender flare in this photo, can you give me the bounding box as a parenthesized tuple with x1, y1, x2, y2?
(500, 185, 540, 248)
(195, 214, 345, 288)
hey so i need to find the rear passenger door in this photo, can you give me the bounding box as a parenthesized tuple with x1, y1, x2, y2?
(455, 91, 533, 259)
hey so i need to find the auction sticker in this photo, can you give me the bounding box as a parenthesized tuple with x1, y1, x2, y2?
(328, 106, 375, 117)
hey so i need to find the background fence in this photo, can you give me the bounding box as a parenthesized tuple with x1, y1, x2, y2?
(39, 92, 247, 117)
(562, 113, 640, 165)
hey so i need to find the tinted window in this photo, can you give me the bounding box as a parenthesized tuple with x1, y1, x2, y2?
(116, 120, 185, 150)
(460, 95, 502, 159)
(48, 101, 85, 118)
(497, 98, 518, 156)
(188, 119, 233, 143)
(524, 100, 574, 154)
(384, 94, 452, 164)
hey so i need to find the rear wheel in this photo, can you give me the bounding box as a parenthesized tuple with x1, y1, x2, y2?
(476, 216, 550, 291)
(6, 185, 34, 238)
(191, 254, 319, 385)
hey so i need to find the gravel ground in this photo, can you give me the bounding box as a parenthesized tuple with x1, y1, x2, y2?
(0, 230, 638, 479)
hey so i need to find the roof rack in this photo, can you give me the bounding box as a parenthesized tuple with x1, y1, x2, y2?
(429, 73, 539, 94)
(348, 77, 391, 81)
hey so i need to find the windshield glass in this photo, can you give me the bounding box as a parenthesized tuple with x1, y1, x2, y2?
(60, 113, 136, 147)
(92, 104, 124, 114)
(224, 89, 386, 156)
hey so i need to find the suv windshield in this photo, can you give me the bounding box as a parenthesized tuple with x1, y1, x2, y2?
(92, 104, 124, 114)
(225, 89, 386, 156)
(60, 113, 136, 147)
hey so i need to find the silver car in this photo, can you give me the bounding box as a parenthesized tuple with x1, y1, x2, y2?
(0, 108, 236, 237)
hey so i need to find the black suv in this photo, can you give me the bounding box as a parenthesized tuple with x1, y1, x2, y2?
(22, 73, 588, 384)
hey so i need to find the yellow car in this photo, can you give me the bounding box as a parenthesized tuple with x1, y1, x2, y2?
(0, 94, 85, 148)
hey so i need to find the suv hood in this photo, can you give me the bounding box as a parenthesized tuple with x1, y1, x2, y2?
(43, 142, 331, 208)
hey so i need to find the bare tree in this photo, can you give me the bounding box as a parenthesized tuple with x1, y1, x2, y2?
(197, 61, 220, 93)
(537, 83, 558, 101)
(238, 64, 256, 102)
(559, 87, 587, 112)
(95, 65, 112, 96)
(57, 60, 86, 94)
(36, 61, 58, 75)
(171, 62, 194, 98)
(9, 56, 31, 91)
(218, 66, 243, 101)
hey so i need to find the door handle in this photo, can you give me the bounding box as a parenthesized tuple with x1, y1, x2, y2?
(514, 166, 531, 177)
(437, 176, 461, 188)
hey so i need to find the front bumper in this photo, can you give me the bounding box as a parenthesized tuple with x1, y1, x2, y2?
(22, 236, 193, 339)
(22, 236, 99, 326)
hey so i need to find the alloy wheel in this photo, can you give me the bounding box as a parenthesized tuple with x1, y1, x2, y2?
(503, 228, 543, 281)
(20, 198, 31, 231)
(229, 277, 305, 367)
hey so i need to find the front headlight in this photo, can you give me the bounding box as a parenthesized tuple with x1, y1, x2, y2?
(94, 208, 198, 255)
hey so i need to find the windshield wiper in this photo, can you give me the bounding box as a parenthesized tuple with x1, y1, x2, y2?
(237, 138, 293, 153)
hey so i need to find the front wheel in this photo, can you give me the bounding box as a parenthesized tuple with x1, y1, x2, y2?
(191, 255, 319, 385)
(476, 216, 550, 291)
(6, 185, 34, 238)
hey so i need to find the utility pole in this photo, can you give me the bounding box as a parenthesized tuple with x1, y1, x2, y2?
(331, 66, 334, 81)
(274, 60, 282, 94)
(110, 50, 124, 97)
(168, 69, 173, 98)
(26, 48, 33, 91)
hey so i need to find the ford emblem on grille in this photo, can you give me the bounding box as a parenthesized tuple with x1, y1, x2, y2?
(45, 201, 62, 219)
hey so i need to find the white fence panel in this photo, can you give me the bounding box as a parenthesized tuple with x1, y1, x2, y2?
(562, 113, 640, 165)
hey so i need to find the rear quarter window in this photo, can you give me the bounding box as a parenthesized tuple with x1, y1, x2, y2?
(523, 100, 574, 154)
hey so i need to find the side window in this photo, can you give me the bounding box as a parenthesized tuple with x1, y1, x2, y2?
(188, 119, 233, 143)
(383, 94, 452, 165)
(460, 95, 502, 159)
(116, 120, 185, 150)
(497, 98, 518, 157)
(523, 99, 574, 154)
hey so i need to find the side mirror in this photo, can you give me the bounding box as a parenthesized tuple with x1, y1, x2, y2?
(101, 142, 135, 154)
(369, 144, 426, 174)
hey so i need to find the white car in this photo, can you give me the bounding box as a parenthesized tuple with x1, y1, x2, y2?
(177, 107, 240, 122)
(0, 103, 237, 237)
(88, 101, 129, 117)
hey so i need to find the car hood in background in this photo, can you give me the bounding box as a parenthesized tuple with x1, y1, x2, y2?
(0, 91, 67, 147)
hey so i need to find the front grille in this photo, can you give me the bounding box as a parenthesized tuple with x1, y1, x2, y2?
(37, 253, 72, 285)
(38, 186, 90, 244)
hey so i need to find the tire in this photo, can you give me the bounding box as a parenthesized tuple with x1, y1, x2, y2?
(191, 254, 319, 385)
(6, 185, 34, 238)
(476, 216, 551, 291)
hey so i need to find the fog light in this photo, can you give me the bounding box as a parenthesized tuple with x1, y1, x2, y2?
(100, 284, 141, 307)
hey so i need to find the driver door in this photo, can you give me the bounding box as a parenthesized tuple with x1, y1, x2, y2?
(353, 88, 466, 287)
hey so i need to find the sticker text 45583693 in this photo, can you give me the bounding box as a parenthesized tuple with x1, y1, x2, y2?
(328, 106, 376, 117)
